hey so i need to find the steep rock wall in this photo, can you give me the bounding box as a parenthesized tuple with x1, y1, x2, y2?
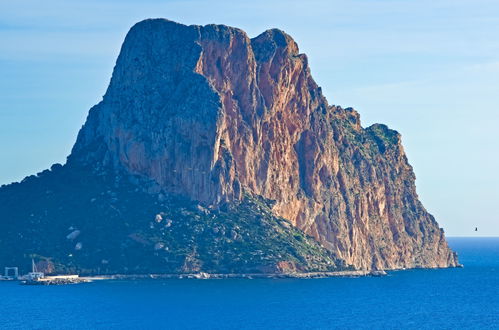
(69, 19, 458, 270)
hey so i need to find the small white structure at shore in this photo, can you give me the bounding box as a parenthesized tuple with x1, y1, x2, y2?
(25, 271, 44, 281)
(22, 259, 44, 281)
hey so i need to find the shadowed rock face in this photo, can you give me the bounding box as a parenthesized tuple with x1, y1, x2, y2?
(34, 19, 458, 270)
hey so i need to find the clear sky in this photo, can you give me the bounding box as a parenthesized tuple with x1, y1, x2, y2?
(1, 0, 498, 236)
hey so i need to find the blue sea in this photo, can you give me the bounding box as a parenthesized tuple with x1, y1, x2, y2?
(1, 237, 497, 329)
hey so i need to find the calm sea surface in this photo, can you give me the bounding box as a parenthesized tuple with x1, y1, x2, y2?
(1, 237, 497, 329)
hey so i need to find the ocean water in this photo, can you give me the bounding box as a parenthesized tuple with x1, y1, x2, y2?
(1, 237, 497, 329)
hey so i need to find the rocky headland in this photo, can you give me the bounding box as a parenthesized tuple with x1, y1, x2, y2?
(0, 19, 459, 275)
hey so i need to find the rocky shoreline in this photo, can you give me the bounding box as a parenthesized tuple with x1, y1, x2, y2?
(11, 267, 468, 285)
(83, 270, 387, 281)
(21, 277, 91, 285)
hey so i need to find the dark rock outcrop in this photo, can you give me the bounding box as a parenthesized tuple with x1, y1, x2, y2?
(0, 19, 458, 274)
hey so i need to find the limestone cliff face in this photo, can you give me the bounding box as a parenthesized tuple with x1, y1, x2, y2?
(69, 19, 458, 270)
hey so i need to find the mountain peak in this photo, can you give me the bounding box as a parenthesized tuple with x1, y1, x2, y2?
(252, 28, 299, 60)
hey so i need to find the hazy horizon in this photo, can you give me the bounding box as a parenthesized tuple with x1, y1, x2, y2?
(1, 0, 498, 236)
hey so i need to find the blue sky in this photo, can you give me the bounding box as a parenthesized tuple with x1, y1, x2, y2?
(1, 0, 498, 236)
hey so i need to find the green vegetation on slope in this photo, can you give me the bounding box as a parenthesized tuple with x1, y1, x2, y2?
(0, 164, 348, 275)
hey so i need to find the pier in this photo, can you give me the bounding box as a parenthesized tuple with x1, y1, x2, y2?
(20, 275, 90, 285)
(2, 259, 88, 285)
